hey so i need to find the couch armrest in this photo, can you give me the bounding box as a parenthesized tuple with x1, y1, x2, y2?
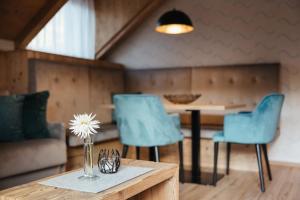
(47, 123, 66, 141)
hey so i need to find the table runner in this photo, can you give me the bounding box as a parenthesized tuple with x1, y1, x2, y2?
(39, 165, 153, 193)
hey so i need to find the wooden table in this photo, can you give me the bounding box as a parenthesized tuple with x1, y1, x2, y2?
(0, 159, 179, 200)
(101, 103, 245, 185)
(163, 104, 245, 184)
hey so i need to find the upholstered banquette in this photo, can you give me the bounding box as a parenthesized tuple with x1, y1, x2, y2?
(28, 59, 124, 146)
(29, 60, 279, 144)
(125, 64, 279, 137)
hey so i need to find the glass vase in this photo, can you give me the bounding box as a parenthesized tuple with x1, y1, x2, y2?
(79, 135, 98, 179)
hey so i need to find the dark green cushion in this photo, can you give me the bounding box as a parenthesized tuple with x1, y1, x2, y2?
(0, 95, 25, 142)
(22, 91, 50, 139)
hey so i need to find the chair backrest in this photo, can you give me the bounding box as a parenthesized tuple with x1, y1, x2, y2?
(113, 94, 181, 146)
(253, 93, 284, 143)
(111, 92, 142, 124)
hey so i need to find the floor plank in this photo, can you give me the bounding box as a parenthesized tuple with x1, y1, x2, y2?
(179, 165, 300, 200)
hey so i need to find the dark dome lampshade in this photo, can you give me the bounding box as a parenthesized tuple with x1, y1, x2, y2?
(156, 9, 194, 34)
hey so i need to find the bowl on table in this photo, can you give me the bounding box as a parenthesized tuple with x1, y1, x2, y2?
(163, 94, 201, 104)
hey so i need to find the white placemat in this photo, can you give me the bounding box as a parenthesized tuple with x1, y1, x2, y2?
(39, 165, 153, 193)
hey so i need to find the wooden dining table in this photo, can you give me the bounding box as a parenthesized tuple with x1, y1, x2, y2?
(163, 104, 245, 184)
(100, 103, 245, 185)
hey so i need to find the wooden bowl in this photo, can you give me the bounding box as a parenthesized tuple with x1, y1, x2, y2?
(164, 94, 201, 104)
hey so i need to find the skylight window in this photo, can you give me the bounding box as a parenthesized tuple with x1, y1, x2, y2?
(27, 0, 95, 59)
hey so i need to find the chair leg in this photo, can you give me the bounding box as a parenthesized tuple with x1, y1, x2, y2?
(262, 144, 272, 181)
(226, 143, 231, 175)
(149, 147, 155, 161)
(136, 147, 140, 160)
(255, 144, 265, 192)
(122, 145, 129, 158)
(154, 146, 160, 162)
(213, 142, 219, 186)
(178, 141, 184, 182)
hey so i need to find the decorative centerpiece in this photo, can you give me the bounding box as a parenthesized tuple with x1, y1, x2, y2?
(98, 149, 121, 174)
(164, 94, 201, 104)
(69, 113, 100, 179)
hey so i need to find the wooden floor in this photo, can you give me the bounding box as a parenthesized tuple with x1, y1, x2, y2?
(180, 165, 300, 200)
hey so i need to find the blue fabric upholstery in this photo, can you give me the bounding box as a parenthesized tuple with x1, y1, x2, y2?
(168, 113, 181, 130)
(213, 93, 284, 144)
(113, 95, 183, 147)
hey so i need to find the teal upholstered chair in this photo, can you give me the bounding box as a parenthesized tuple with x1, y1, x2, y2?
(113, 94, 184, 180)
(212, 93, 284, 192)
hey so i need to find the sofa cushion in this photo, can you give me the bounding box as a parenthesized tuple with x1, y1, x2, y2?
(0, 138, 66, 179)
(0, 95, 25, 142)
(22, 91, 50, 139)
(0, 166, 63, 190)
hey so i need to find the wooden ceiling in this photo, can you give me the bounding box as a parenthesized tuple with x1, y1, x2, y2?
(0, 0, 161, 56)
(0, 0, 67, 48)
(95, 0, 162, 58)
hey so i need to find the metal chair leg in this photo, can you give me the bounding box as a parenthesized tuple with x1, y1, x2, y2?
(136, 146, 140, 160)
(149, 147, 155, 161)
(122, 145, 129, 158)
(154, 146, 160, 162)
(262, 144, 272, 181)
(213, 142, 219, 186)
(226, 143, 231, 175)
(178, 141, 184, 182)
(255, 144, 265, 192)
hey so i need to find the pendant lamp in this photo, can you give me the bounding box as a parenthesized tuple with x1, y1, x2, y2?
(156, 9, 194, 34)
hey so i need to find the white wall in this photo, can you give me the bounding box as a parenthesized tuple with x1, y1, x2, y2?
(107, 0, 300, 164)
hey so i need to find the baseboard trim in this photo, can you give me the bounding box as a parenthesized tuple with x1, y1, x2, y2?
(270, 160, 300, 168)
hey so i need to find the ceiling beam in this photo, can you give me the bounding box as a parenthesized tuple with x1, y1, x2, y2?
(15, 0, 68, 49)
(95, 0, 162, 59)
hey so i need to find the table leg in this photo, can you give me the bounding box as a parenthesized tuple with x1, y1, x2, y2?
(183, 110, 224, 185)
(191, 110, 201, 183)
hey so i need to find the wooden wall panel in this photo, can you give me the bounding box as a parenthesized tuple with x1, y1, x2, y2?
(191, 64, 279, 108)
(32, 60, 90, 124)
(0, 39, 15, 51)
(6, 51, 29, 93)
(27, 50, 123, 70)
(0, 52, 8, 91)
(90, 68, 124, 123)
(125, 64, 279, 109)
(0, 50, 125, 124)
(0, 50, 28, 93)
(95, 0, 151, 55)
(126, 68, 191, 96)
(29, 58, 125, 124)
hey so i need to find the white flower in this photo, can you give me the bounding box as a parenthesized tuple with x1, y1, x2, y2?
(69, 113, 100, 139)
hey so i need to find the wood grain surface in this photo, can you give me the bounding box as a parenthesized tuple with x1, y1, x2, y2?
(0, 159, 179, 200)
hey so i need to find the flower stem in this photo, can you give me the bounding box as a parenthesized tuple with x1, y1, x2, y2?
(83, 135, 94, 177)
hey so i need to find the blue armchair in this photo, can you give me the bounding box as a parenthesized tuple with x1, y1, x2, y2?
(113, 94, 184, 180)
(212, 93, 284, 192)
